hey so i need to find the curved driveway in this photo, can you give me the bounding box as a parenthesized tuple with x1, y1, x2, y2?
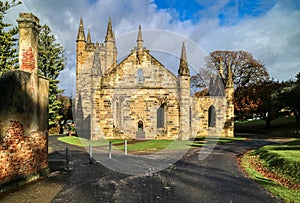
(0, 136, 282, 203)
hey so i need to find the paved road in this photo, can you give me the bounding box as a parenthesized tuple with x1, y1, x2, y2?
(0, 136, 282, 203)
(158, 139, 281, 203)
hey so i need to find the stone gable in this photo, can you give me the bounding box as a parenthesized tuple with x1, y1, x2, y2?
(75, 18, 234, 140)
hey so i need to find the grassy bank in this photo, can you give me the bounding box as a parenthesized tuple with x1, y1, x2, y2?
(240, 140, 300, 202)
(235, 116, 300, 137)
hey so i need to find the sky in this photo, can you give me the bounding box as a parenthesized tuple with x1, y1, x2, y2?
(4, 0, 300, 95)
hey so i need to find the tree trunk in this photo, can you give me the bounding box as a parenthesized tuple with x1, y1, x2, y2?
(265, 118, 271, 129)
(295, 113, 299, 125)
(294, 109, 299, 125)
(59, 123, 64, 134)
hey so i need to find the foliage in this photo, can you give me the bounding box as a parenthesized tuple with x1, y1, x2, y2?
(272, 72, 300, 125)
(57, 94, 73, 133)
(191, 50, 269, 93)
(0, 0, 21, 76)
(191, 67, 214, 93)
(234, 79, 283, 127)
(296, 72, 300, 83)
(208, 50, 269, 88)
(38, 25, 66, 129)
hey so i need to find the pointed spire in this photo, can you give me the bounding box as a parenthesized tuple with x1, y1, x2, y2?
(181, 42, 187, 61)
(137, 25, 143, 51)
(219, 58, 223, 77)
(105, 17, 114, 42)
(226, 61, 234, 88)
(87, 29, 91, 43)
(77, 17, 86, 42)
(178, 42, 190, 76)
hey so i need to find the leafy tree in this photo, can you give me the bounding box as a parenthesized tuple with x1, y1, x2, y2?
(254, 80, 283, 128)
(192, 50, 271, 120)
(57, 94, 73, 134)
(273, 72, 300, 125)
(234, 86, 260, 120)
(234, 80, 283, 128)
(0, 0, 21, 76)
(296, 72, 300, 83)
(38, 25, 66, 130)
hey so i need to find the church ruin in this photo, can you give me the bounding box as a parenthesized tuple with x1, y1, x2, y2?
(75, 18, 234, 140)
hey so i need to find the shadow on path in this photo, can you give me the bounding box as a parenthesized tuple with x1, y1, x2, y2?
(0, 135, 283, 203)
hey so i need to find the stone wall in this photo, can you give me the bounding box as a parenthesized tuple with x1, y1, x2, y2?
(91, 50, 180, 140)
(75, 17, 235, 140)
(0, 13, 49, 193)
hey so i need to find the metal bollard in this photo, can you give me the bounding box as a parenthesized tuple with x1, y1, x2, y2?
(124, 140, 128, 155)
(108, 141, 112, 159)
(89, 144, 93, 163)
(66, 147, 69, 170)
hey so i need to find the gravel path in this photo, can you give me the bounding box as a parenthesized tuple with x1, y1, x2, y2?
(0, 135, 283, 203)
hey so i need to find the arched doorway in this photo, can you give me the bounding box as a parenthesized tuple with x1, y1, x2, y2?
(138, 120, 144, 132)
(136, 120, 145, 139)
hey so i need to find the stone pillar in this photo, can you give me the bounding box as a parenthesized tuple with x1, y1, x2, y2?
(179, 76, 191, 140)
(17, 13, 40, 74)
(225, 87, 234, 137)
(178, 42, 191, 140)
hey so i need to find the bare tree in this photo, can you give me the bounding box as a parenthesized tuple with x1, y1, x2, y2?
(207, 50, 269, 88)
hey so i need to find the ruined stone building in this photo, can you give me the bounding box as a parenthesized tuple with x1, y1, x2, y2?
(0, 13, 49, 192)
(75, 18, 234, 140)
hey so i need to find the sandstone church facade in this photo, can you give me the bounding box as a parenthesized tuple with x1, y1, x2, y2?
(75, 18, 234, 140)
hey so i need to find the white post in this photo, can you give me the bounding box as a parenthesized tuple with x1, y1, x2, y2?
(89, 144, 93, 163)
(124, 140, 127, 155)
(108, 141, 112, 159)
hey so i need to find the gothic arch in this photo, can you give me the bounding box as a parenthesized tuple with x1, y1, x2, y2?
(137, 120, 144, 131)
(157, 104, 166, 128)
(112, 98, 124, 130)
(208, 105, 216, 127)
(137, 68, 144, 84)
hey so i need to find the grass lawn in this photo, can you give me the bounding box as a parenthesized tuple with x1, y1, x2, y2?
(240, 139, 300, 203)
(57, 136, 245, 152)
(235, 116, 300, 137)
(57, 136, 125, 147)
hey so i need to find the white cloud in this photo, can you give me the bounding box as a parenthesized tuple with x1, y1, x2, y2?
(196, 1, 300, 81)
(4, 0, 300, 94)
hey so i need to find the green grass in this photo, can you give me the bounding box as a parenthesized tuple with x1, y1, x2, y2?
(57, 136, 245, 152)
(116, 140, 194, 152)
(253, 140, 300, 184)
(57, 136, 125, 147)
(241, 151, 300, 203)
(235, 116, 300, 137)
(240, 140, 300, 203)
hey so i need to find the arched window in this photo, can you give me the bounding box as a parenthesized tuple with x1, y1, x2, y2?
(113, 100, 123, 130)
(208, 105, 216, 127)
(157, 104, 165, 128)
(137, 68, 144, 84)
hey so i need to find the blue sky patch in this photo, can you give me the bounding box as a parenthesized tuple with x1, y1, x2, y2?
(154, 0, 204, 21)
(154, 0, 279, 25)
(89, 0, 98, 5)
